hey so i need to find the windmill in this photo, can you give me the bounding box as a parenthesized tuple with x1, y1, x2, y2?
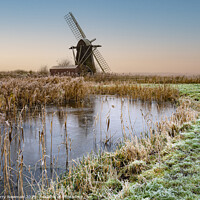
(64, 12, 111, 74)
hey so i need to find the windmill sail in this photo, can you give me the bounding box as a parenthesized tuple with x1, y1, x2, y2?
(64, 12, 86, 41)
(93, 49, 111, 73)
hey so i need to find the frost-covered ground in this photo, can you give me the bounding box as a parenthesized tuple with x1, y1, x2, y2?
(178, 84, 200, 102)
(111, 119, 200, 200)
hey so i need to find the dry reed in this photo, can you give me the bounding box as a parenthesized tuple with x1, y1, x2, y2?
(0, 77, 89, 112)
(0, 77, 179, 113)
(92, 83, 179, 102)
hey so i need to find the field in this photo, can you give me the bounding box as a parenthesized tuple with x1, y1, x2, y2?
(0, 71, 199, 199)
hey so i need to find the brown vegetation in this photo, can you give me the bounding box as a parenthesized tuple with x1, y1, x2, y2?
(1, 71, 200, 84)
(0, 72, 199, 198)
(85, 73, 200, 84)
(92, 83, 179, 102)
(0, 76, 179, 113)
(0, 77, 88, 112)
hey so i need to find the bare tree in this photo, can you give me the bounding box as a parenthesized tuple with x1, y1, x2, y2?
(58, 59, 72, 67)
(39, 65, 49, 75)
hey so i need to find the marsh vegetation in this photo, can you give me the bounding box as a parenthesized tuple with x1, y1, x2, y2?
(0, 72, 199, 199)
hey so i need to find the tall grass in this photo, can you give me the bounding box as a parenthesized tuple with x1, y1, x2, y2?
(0, 77, 89, 112)
(0, 77, 179, 113)
(92, 83, 179, 102)
(0, 107, 54, 198)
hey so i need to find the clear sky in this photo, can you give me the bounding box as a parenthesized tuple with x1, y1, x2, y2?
(0, 0, 200, 74)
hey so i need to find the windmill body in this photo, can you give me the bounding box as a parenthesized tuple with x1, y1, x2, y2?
(70, 38, 98, 74)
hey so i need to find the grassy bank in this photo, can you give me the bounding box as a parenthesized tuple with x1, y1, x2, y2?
(108, 119, 200, 199)
(178, 84, 200, 102)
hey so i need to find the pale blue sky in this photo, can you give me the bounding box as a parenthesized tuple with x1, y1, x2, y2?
(0, 0, 200, 73)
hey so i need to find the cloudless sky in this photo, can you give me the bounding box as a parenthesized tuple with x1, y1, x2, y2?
(0, 0, 200, 74)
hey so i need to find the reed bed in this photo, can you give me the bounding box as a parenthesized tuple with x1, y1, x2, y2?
(92, 83, 179, 102)
(0, 107, 55, 198)
(0, 77, 179, 113)
(0, 77, 89, 112)
(1, 123, 25, 198)
(36, 100, 198, 199)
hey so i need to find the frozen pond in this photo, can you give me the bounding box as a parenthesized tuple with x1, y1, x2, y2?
(0, 95, 176, 194)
